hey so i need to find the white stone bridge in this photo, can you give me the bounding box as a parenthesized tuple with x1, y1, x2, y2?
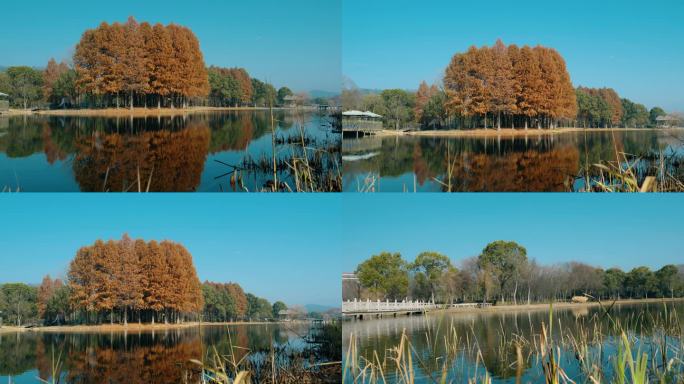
(342, 299, 491, 319)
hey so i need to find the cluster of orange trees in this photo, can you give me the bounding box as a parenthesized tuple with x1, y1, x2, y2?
(14, 234, 282, 326)
(73, 17, 209, 109)
(67, 234, 203, 324)
(444, 39, 576, 129)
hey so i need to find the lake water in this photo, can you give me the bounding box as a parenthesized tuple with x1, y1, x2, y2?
(343, 301, 684, 383)
(0, 323, 322, 383)
(0, 110, 340, 192)
(342, 130, 684, 192)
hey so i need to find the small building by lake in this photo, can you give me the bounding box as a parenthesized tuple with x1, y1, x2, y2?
(656, 115, 682, 128)
(278, 309, 297, 321)
(342, 110, 383, 136)
(342, 272, 362, 301)
(283, 94, 305, 108)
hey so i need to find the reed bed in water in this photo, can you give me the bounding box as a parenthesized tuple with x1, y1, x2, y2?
(191, 322, 342, 384)
(576, 150, 684, 192)
(576, 130, 684, 192)
(343, 301, 684, 383)
(215, 111, 341, 192)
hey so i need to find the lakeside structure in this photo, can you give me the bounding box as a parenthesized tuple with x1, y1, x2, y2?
(342, 110, 383, 136)
(656, 114, 683, 128)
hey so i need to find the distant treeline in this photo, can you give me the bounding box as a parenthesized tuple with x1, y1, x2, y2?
(341, 39, 671, 130)
(346, 241, 684, 304)
(0, 234, 289, 327)
(0, 17, 322, 110)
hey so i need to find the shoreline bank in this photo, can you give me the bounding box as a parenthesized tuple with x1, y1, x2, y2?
(1, 106, 316, 117)
(434, 297, 684, 316)
(0, 320, 311, 334)
(371, 127, 684, 139)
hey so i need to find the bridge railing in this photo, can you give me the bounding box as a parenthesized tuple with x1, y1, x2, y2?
(342, 299, 439, 314)
(342, 299, 493, 314)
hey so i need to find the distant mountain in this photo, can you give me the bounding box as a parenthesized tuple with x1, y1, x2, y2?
(304, 304, 338, 313)
(308, 90, 340, 99)
(357, 88, 382, 95)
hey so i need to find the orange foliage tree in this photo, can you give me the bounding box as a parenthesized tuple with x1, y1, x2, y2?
(68, 234, 203, 324)
(43, 59, 70, 105)
(444, 39, 577, 129)
(73, 17, 209, 109)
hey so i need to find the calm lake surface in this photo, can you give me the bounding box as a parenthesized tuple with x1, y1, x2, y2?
(0, 323, 316, 383)
(342, 130, 684, 192)
(343, 301, 684, 383)
(0, 110, 340, 192)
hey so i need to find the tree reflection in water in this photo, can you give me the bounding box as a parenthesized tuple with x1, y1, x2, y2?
(73, 124, 211, 191)
(343, 130, 682, 192)
(0, 324, 312, 384)
(0, 111, 337, 191)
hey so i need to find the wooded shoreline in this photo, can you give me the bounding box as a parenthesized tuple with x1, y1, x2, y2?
(435, 297, 684, 316)
(371, 126, 684, 138)
(0, 320, 311, 334)
(2, 106, 312, 117)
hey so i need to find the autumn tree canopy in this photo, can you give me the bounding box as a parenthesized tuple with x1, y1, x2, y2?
(201, 281, 248, 321)
(43, 59, 70, 106)
(73, 17, 209, 109)
(68, 234, 203, 324)
(207, 67, 254, 107)
(575, 87, 623, 128)
(444, 39, 577, 129)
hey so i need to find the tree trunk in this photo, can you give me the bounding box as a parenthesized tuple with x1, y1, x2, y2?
(513, 280, 518, 305)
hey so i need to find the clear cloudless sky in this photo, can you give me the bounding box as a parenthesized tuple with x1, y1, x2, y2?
(1, 0, 341, 93)
(341, 194, 684, 272)
(0, 195, 343, 307)
(343, 0, 684, 112)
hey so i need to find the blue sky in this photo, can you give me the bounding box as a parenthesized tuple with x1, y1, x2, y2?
(343, 0, 684, 112)
(0, 0, 341, 92)
(341, 194, 684, 272)
(0, 194, 343, 307)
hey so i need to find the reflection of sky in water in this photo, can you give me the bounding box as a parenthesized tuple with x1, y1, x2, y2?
(0, 153, 78, 191)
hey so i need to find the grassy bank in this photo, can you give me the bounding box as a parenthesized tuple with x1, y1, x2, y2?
(436, 297, 684, 316)
(373, 126, 684, 138)
(0, 320, 310, 334)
